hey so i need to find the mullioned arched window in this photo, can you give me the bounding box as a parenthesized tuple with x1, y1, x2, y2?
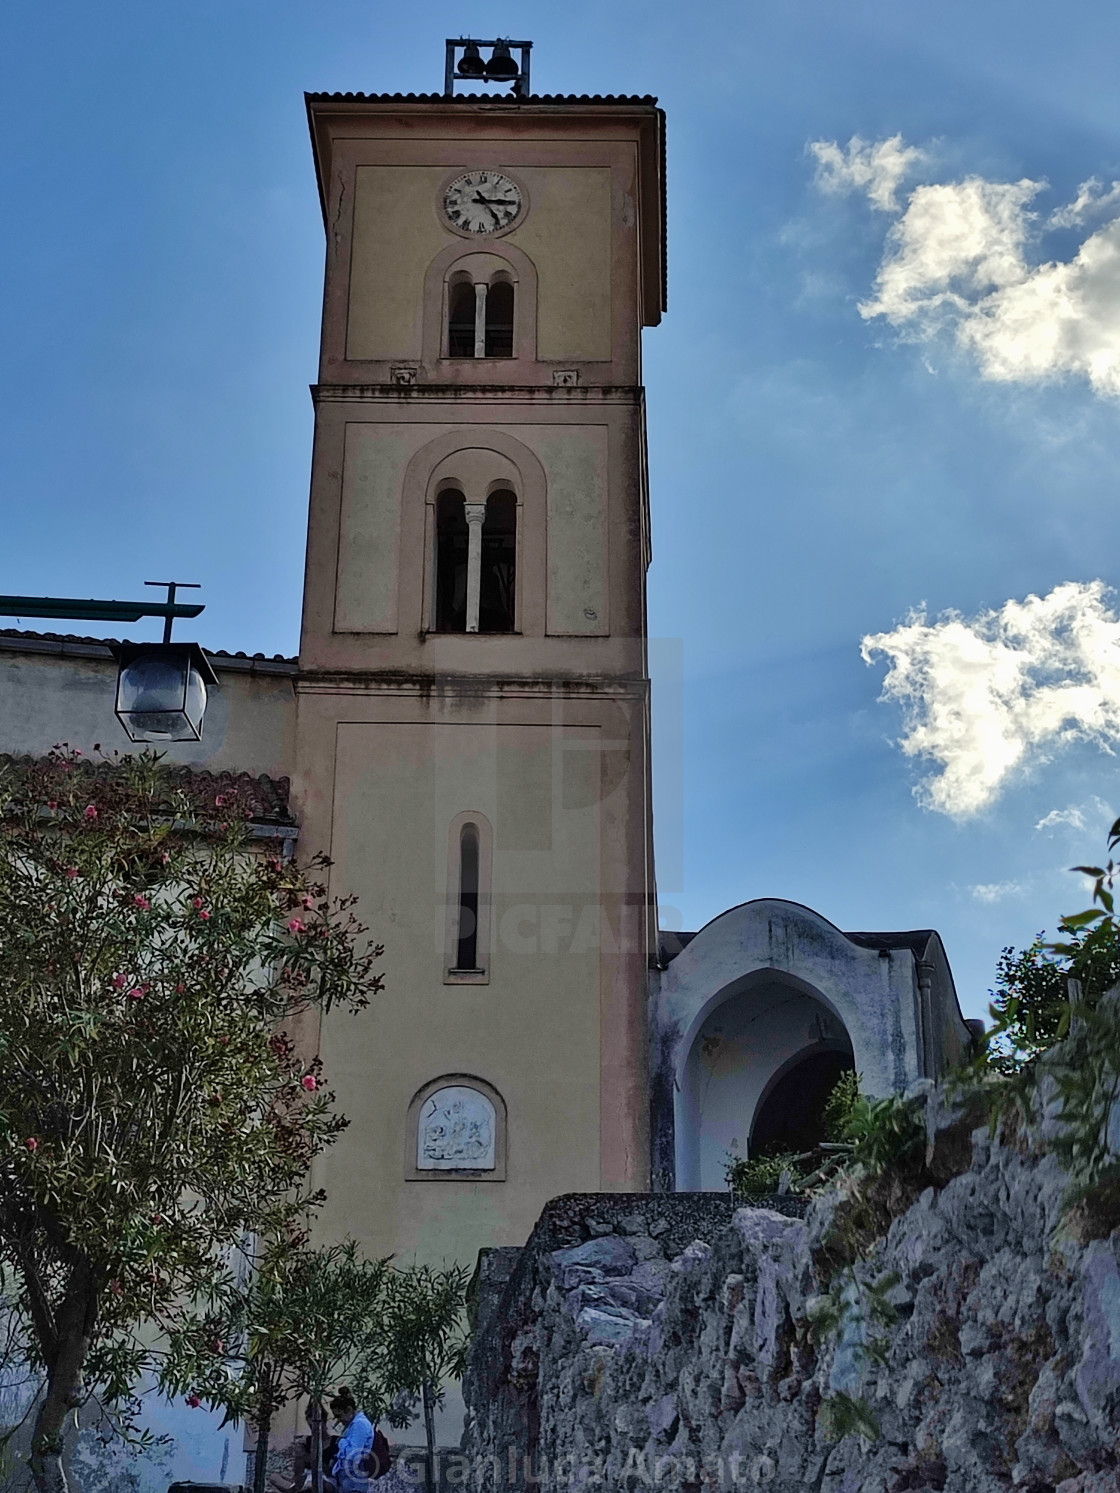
(434, 489, 516, 634)
(445, 263, 516, 360)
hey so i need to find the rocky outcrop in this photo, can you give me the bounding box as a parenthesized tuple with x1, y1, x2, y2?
(463, 1105, 1120, 1491)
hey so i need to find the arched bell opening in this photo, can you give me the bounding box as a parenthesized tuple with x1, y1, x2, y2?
(673, 973, 854, 1191)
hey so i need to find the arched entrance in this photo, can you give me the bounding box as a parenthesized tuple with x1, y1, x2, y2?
(673, 973, 854, 1191)
(749, 1048, 854, 1157)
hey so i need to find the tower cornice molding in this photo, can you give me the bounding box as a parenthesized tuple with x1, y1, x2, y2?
(309, 383, 646, 407)
(294, 671, 650, 700)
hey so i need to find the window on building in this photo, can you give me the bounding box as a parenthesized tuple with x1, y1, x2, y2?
(447, 280, 477, 359)
(446, 274, 515, 359)
(479, 490, 517, 633)
(454, 823, 480, 972)
(433, 488, 516, 634)
(485, 279, 515, 358)
(443, 811, 492, 984)
(435, 491, 469, 633)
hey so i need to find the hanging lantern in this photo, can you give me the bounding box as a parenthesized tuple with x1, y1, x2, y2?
(112, 643, 218, 743)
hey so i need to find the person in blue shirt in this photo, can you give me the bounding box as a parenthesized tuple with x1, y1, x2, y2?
(325, 1386, 374, 1493)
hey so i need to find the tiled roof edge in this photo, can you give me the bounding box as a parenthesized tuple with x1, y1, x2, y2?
(0, 629, 298, 675)
(305, 90, 659, 105)
(657, 926, 937, 965)
(0, 752, 297, 826)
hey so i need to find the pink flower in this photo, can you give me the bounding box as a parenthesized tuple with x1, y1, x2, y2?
(109, 1279, 123, 1296)
(186, 1394, 202, 1409)
(199, 909, 211, 921)
(83, 804, 97, 820)
(176, 982, 186, 993)
(112, 973, 127, 989)
(65, 867, 79, 879)
(134, 895, 150, 910)
(161, 852, 171, 864)
(24, 1137, 38, 1152)
(215, 794, 228, 808)
(127, 987, 145, 1001)
(302, 895, 314, 909)
(288, 918, 305, 935)
(301, 1074, 318, 1092)
(192, 897, 204, 909)
(47, 799, 58, 810)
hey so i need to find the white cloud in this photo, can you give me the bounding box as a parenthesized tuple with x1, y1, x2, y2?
(813, 136, 1120, 400)
(809, 134, 926, 213)
(860, 177, 1042, 325)
(970, 881, 1026, 903)
(861, 581, 1120, 817)
(1049, 178, 1120, 229)
(1035, 806, 1088, 831)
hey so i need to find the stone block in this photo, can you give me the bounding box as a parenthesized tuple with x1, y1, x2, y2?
(551, 1235, 637, 1289)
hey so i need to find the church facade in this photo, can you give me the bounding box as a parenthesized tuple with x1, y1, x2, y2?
(0, 83, 973, 1289)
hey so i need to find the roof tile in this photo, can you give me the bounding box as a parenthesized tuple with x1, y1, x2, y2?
(0, 751, 296, 826)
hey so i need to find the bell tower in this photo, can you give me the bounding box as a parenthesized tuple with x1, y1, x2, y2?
(294, 52, 667, 1267)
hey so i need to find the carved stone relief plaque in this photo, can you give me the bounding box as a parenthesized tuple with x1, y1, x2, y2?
(417, 1085, 496, 1171)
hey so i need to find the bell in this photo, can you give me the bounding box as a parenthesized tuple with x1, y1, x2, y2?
(456, 41, 486, 78)
(484, 41, 519, 81)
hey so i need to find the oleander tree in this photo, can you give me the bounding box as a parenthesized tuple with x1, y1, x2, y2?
(0, 748, 384, 1493)
(382, 1263, 472, 1493)
(161, 1235, 403, 1493)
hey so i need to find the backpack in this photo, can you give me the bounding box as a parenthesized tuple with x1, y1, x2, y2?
(361, 1428, 392, 1479)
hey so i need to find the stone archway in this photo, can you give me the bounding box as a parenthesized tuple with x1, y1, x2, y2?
(649, 899, 971, 1192)
(673, 973, 854, 1191)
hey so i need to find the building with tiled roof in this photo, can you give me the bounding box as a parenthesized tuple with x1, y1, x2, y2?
(0, 55, 972, 1476)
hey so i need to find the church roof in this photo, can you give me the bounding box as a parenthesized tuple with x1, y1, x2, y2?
(658, 925, 940, 966)
(842, 929, 940, 958)
(0, 628, 297, 674)
(303, 91, 660, 106)
(0, 752, 296, 827)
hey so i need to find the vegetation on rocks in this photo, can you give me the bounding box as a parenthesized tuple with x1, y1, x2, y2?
(726, 1068, 926, 1206)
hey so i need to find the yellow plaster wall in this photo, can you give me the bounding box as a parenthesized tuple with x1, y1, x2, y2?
(347, 166, 446, 362)
(315, 716, 603, 1266)
(526, 423, 610, 636)
(334, 422, 439, 634)
(332, 420, 611, 640)
(511, 166, 611, 361)
(346, 165, 612, 364)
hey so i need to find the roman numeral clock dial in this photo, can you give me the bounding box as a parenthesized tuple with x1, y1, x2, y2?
(442, 171, 523, 234)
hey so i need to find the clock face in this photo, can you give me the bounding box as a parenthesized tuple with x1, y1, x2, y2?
(442, 171, 523, 235)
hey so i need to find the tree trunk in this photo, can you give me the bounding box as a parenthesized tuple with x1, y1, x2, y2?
(252, 1403, 272, 1493)
(309, 1400, 324, 1493)
(29, 1327, 91, 1493)
(422, 1380, 437, 1493)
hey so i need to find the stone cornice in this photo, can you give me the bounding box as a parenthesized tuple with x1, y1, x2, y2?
(310, 383, 645, 407)
(295, 670, 650, 699)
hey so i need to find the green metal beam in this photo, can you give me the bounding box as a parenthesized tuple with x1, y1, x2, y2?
(0, 596, 205, 624)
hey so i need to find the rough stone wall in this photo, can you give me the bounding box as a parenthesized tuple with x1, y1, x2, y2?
(463, 1111, 1120, 1492)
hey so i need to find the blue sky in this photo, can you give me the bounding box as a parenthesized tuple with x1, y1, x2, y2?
(3, 0, 1120, 1018)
